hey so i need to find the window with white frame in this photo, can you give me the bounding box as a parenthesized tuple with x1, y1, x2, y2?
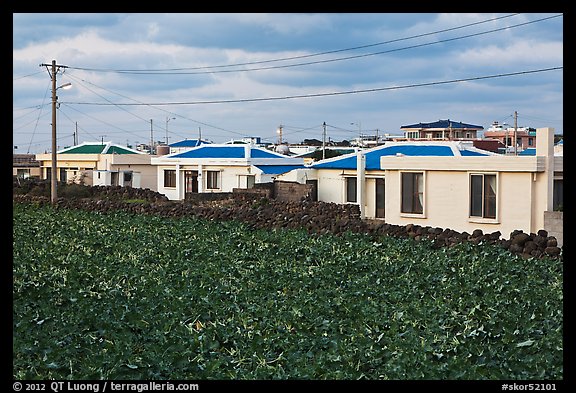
(469, 173, 497, 219)
(164, 169, 176, 188)
(401, 172, 424, 214)
(206, 170, 220, 189)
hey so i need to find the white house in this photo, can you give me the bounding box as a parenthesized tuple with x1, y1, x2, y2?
(278, 128, 562, 244)
(379, 128, 562, 242)
(151, 144, 305, 200)
(278, 140, 498, 218)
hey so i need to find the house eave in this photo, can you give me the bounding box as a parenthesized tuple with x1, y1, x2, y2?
(380, 156, 546, 172)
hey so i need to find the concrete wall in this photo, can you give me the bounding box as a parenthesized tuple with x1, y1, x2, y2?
(274, 181, 313, 202)
(544, 211, 563, 247)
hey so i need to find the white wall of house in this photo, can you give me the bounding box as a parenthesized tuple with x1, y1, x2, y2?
(276, 168, 316, 184)
(92, 169, 143, 188)
(206, 165, 251, 193)
(317, 170, 347, 204)
(103, 155, 155, 191)
(382, 168, 539, 237)
(278, 167, 386, 217)
(365, 177, 377, 218)
(92, 170, 112, 186)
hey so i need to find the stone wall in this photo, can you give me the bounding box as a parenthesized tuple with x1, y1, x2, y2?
(14, 191, 562, 260)
(13, 180, 562, 260)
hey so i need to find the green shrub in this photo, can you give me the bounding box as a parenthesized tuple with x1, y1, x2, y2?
(59, 183, 92, 199)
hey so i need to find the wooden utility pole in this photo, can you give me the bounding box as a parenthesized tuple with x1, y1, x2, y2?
(40, 60, 68, 204)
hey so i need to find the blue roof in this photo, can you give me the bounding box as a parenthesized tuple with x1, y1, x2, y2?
(519, 148, 536, 156)
(460, 149, 488, 156)
(170, 145, 286, 159)
(251, 148, 285, 158)
(170, 139, 211, 147)
(400, 119, 483, 130)
(255, 165, 305, 174)
(313, 144, 461, 170)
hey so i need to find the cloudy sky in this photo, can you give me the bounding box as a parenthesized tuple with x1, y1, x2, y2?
(13, 13, 563, 154)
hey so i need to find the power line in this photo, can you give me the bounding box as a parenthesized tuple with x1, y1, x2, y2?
(65, 14, 561, 76)
(62, 67, 563, 106)
(62, 72, 252, 139)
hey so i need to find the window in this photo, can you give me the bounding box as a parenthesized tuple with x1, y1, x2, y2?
(401, 172, 423, 214)
(375, 178, 385, 218)
(346, 177, 357, 203)
(16, 169, 30, 179)
(239, 175, 255, 189)
(206, 171, 220, 189)
(470, 174, 496, 219)
(164, 169, 176, 188)
(59, 168, 67, 183)
(553, 179, 563, 211)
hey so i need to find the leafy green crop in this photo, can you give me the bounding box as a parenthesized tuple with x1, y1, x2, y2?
(13, 203, 563, 380)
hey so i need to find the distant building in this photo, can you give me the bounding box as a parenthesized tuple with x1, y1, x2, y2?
(483, 121, 536, 154)
(35, 141, 156, 189)
(398, 119, 483, 140)
(13, 154, 41, 179)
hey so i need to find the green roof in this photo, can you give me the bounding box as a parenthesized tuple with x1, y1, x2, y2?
(106, 145, 136, 154)
(62, 145, 107, 154)
(58, 142, 143, 155)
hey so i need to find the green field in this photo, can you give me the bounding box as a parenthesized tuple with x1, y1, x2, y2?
(13, 203, 563, 380)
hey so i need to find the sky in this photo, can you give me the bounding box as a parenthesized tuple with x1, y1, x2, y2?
(13, 13, 563, 154)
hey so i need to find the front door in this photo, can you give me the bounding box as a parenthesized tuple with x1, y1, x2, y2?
(306, 179, 318, 201)
(184, 170, 198, 198)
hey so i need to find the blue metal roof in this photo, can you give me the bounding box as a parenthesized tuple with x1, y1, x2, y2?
(170, 145, 286, 159)
(170, 139, 211, 147)
(313, 144, 459, 170)
(172, 146, 244, 158)
(460, 149, 489, 156)
(251, 148, 286, 158)
(400, 119, 483, 130)
(255, 165, 305, 174)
